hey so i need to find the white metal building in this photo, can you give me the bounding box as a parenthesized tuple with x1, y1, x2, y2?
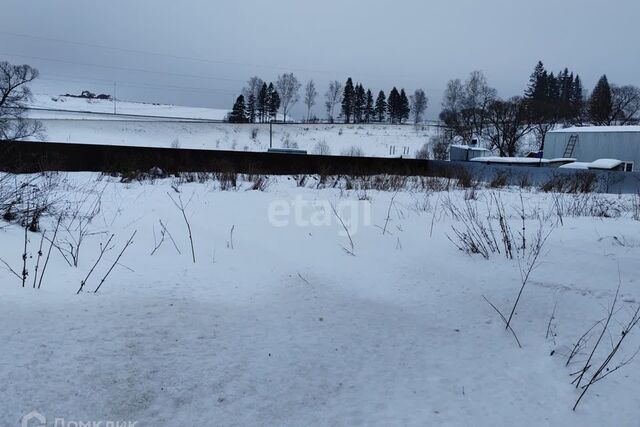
(545, 126, 640, 172)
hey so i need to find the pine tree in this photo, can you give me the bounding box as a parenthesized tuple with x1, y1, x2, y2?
(229, 95, 248, 123)
(353, 84, 366, 123)
(570, 75, 584, 123)
(388, 87, 400, 123)
(341, 78, 355, 123)
(588, 75, 613, 125)
(364, 89, 374, 123)
(399, 89, 410, 123)
(257, 83, 268, 123)
(525, 61, 546, 99)
(246, 93, 256, 123)
(375, 90, 387, 122)
(268, 87, 281, 120)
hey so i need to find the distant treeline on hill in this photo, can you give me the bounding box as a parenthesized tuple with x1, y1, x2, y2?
(227, 63, 639, 158)
(228, 74, 428, 125)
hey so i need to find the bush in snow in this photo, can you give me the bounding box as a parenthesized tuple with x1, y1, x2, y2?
(430, 135, 451, 161)
(415, 142, 430, 160)
(171, 139, 181, 149)
(312, 140, 331, 155)
(251, 128, 259, 140)
(281, 134, 298, 149)
(341, 146, 364, 157)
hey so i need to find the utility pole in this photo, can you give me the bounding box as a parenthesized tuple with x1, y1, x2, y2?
(269, 120, 273, 149)
(113, 82, 117, 115)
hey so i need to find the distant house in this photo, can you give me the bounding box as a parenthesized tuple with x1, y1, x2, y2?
(545, 126, 640, 172)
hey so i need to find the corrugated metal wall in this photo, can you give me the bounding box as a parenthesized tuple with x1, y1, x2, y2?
(545, 131, 640, 168)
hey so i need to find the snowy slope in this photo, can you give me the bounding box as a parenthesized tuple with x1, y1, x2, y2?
(28, 94, 230, 120)
(1, 174, 640, 426)
(36, 120, 434, 157)
(24, 94, 436, 158)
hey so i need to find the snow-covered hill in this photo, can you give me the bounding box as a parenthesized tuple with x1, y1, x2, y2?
(28, 94, 230, 120)
(27, 94, 437, 158)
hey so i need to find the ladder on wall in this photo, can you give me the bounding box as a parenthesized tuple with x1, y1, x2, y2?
(563, 134, 578, 158)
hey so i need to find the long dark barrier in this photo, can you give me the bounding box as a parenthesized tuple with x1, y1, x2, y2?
(1, 141, 639, 193)
(0, 141, 458, 177)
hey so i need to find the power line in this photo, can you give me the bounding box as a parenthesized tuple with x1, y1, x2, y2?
(0, 30, 425, 80)
(38, 75, 238, 95)
(0, 52, 246, 83)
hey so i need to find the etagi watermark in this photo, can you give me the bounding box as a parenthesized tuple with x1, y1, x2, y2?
(268, 196, 372, 236)
(21, 410, 138, 427)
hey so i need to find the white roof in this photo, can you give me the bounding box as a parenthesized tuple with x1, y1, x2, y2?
(471, 156, 549, 164)
(450, 144, 491, 151)
(550, 126, 640, 134)
(559, 162, 591, 170)
(589, 159, 623, 169)
(559, 159, 623, 170)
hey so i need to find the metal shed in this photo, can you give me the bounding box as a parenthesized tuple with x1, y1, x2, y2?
(449, 144, 491, 162)
(545, 126, 640, 172)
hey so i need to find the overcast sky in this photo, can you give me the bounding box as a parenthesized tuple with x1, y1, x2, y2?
(2, 0, 639, 118)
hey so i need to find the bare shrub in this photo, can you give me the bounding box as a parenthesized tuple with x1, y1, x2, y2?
(215, 172, 238, 191)
(568, 172, 599, 193)
(341, 146, 364, 157)
(247, 175, 269, 191)
(251, 128, 259, 140)
(455, 168, 477, 189)
(281, 134, 298, 149)
(312, 140, 331, 155)
(489, 171, 509, 188)
(569, 280, 640, 410)
(415, 142, 430, 160)
(431, 134, 451, 160)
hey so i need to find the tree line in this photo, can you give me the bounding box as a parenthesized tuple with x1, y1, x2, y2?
(229, 74, 428, 125)
(439, 61, 640, 156)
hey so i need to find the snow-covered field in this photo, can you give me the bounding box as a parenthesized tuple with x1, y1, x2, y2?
(27, 95, 435, 157)
(2, 172, 640, 426)
(29, 94, 230, 121)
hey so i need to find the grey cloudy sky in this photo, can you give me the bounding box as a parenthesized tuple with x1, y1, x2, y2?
(2, 0, 639, 118)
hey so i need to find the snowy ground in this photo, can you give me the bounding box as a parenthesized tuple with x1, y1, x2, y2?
(26, 94, 436, 157)
(1, 173, 640, 426)
(29, 94, 230, 120)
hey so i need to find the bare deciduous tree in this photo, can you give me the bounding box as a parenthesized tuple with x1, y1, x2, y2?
(276, 73, 301, 122)
(242, 76, 264, 123)
(410, 89, 428, 124)
(304, 79, 317, 122)
(439, 71, 496, 144)
(325, 80, 342, 123)
(0, 61, 44, 140)
(611, 85, 640, 125)
(484, 97, 534, 157)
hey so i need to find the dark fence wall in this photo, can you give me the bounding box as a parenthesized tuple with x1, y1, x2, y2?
(1, 141, 639, 193)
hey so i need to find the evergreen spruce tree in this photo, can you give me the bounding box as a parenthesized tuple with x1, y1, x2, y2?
(399, 89, 410, 123)
(588, 75, 613, 125)
(229, 95, 248, 123)
(257, 83, 268, 123)
(269, 87, 281, 120)
(364, 89, 374, 123)
(570, 75, 584, 123)
(353, 84, 366, 123)
(341, 78, 355, 123)
(246, 93, 256, 123)
(388, 87, 400, 123)
(525, 61, 546, 99)
(375, 90, 387, 122)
